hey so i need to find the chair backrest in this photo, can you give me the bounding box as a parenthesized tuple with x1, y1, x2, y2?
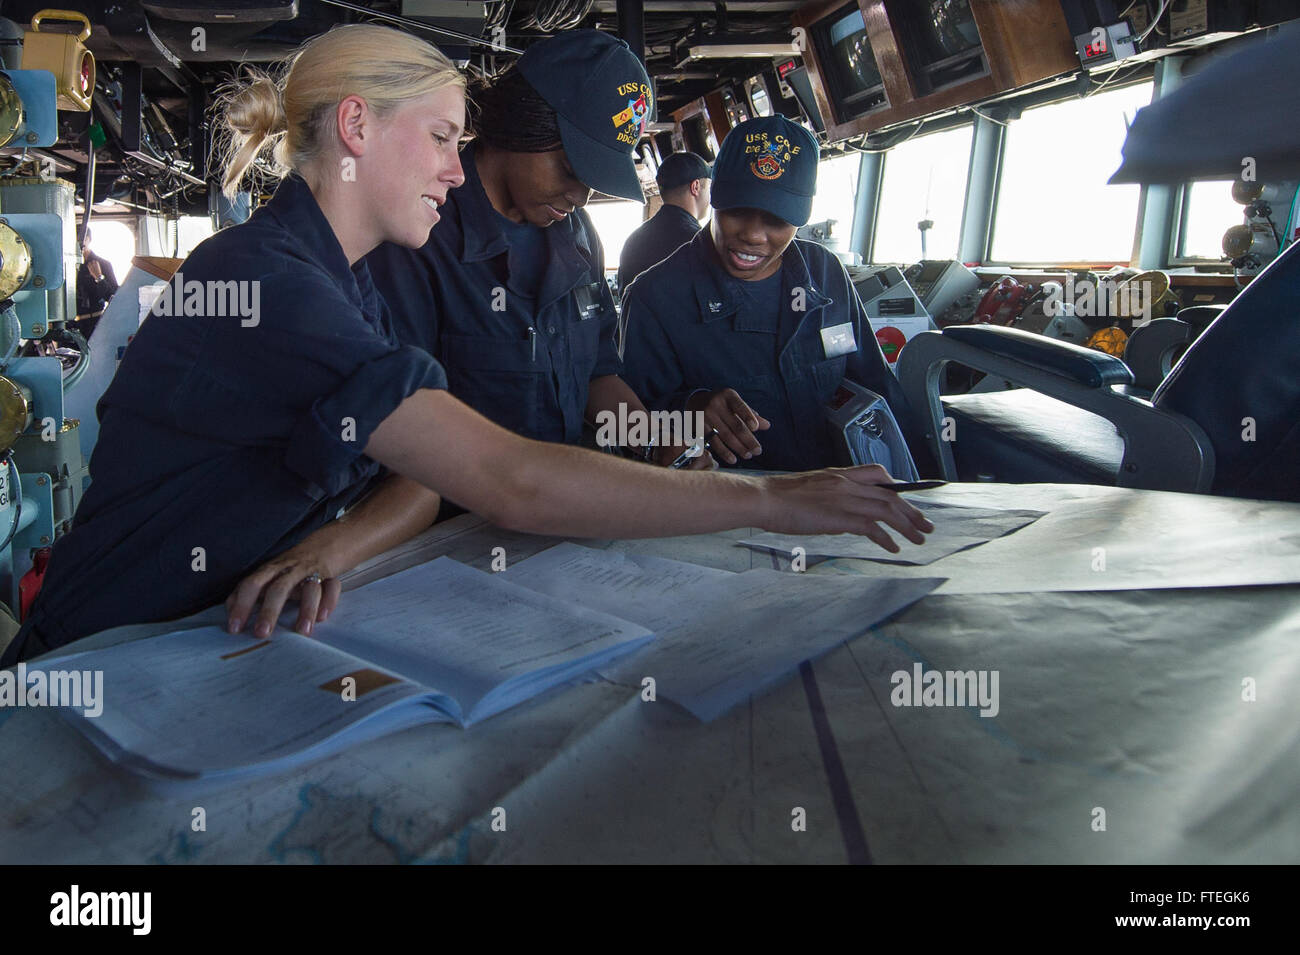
(1154, 241, 1300, 501)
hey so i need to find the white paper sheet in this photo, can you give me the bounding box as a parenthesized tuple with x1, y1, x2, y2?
(811, 484, 1300, 593)
(508, 543, 943, 720)
(737, 500, 1045, 565)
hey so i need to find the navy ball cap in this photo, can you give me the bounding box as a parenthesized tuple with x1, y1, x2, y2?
(656, 151, 712, 191)
(517, 29, 652, 202)
(710, 116, 819, 226)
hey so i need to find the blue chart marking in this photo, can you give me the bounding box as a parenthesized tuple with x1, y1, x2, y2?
(268, 784, 344, 864)
(150, 830, 203, 864)
(269, 783, 476, 864)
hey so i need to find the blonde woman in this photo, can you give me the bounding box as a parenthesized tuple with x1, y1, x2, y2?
(2, 25, 931, 665)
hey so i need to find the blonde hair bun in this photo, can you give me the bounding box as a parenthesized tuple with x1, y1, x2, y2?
(214, 23, 464, 199)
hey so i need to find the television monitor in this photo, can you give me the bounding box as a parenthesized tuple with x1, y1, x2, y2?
(784, 65, 827, 134)
(809, 1, 888, 121)
(681, 113, 719, 161)
(891, 0, 988, 96)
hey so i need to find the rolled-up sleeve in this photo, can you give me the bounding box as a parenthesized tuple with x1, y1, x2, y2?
(284, 342, 446, 494)
(169, 271, 448, 497)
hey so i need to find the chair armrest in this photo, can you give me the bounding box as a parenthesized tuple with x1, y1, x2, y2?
(942, 325, 1134, 389)
(896, 328, 1213, 490)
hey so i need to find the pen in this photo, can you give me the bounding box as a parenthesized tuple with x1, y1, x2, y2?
(669, 434, 712, 469)
(528, 326, 536, 361)
(884, 480, 947, 492)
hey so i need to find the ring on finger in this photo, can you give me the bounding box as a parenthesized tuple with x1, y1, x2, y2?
(303, 572, 323, 585)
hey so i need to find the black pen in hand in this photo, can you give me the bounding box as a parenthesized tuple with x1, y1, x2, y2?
(883, 480, 947, 493)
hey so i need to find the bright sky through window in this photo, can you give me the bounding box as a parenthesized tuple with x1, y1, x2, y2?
(809, 153, 863, 253)
(873, 124, 974, 264)
(1180, 180, 1247, 259)
(85, 219, 135, 286)
(991, 82, 1153, 263)
(586, 200, 651, 270)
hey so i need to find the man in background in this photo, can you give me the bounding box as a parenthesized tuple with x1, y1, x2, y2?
(76, 226, 118, 340)
(617, 151, 711, 293)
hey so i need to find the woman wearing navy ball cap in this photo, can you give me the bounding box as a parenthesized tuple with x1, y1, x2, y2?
(622, 115, 924, 472)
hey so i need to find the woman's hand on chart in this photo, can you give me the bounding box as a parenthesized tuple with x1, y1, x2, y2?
(226, 544, 342, 639)
(762, 464, 935, 553)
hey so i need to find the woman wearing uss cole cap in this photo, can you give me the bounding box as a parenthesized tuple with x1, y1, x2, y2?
(365, 29, 712, 470)
(621, 114, 925, 472)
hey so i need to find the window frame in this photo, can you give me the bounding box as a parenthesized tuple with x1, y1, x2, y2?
(1167, 180, 1244, 267)
(981, 78, 1154, 268)
(868, 121, 977, 265)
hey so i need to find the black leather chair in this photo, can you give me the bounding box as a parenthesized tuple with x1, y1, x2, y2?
(897, 239, 1300, 502)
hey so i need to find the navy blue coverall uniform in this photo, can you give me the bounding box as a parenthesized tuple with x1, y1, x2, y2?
(620, 229, 922, 472)
(2, 175, 447, 664)
(616, 203, 701, 293)
(365, 141, 623, 445)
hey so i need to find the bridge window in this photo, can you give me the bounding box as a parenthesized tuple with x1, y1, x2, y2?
(86, 219, 135, 286)
(585, 199, 647, 271)
(990, 81, 1153, 264)
(1177, 180, 1246, 260)
(872, 124, 973, 264)
(809, 153, 863, 255)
